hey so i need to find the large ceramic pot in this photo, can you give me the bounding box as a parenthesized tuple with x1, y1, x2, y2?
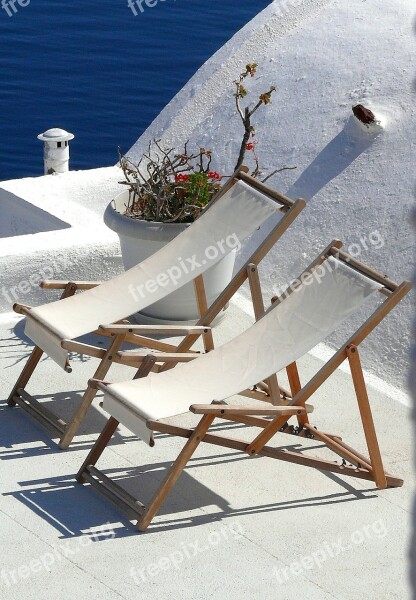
(104, 190, 236, 324)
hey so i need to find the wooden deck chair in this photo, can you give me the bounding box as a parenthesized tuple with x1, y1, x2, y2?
(8, 169, 306, 448)
(76, 241, 410, 531)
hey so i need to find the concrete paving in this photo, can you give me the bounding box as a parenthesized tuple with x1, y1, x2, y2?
(0, 305, 413, 600)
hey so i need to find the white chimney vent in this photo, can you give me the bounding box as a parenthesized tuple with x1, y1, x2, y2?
(37, 128, 75, 175)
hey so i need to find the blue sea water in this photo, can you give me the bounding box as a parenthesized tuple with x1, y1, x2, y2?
(0, 0, 270, 181)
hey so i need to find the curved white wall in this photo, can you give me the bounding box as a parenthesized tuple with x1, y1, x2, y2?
(128, 0, 415, 390)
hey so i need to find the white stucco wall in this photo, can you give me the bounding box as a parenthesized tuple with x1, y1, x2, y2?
(128, 0, 415, 390)
(0, 167, 123, 312)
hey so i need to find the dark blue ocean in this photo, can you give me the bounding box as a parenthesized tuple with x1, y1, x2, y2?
(0, 0, 270, 181)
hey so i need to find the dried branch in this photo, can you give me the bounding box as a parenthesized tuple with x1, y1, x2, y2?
(261, 166, 297, 184)
(118, 64, 293, 223)
(118, 140, 222, 223)
(233, 64, 276, 175)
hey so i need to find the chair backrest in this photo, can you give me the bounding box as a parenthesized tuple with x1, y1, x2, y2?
(25, 175, 294, 367)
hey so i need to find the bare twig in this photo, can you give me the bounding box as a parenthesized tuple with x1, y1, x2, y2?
(233, 64, 276, 173)
(261, 166, 297, 183)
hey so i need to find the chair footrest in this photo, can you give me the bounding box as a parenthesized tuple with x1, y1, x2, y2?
(82, 466, 145, 519)
(14, 389, 66, 436)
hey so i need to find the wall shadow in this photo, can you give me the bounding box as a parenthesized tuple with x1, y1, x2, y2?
(0, 190, 70, 238)
(287, 116, 378, 200)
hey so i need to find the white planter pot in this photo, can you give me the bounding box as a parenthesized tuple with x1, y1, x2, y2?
(104, 190, 236, 324)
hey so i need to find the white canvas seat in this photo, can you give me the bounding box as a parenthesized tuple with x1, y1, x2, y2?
(8, 169, 306, 448)
(25, 179, 279, 369)
(103, 256, 380, 445)
(77, 243, 410, 531)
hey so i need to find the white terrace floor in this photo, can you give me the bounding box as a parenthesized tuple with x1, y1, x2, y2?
(0, 303, 413, 600)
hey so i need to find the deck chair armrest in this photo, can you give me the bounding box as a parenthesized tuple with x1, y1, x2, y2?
(13, 303, 32, 316)
(116, 350, 200, 365)
(40, 280, 102, 290)
(89, 378, 111, 390)
(190, 404, 306, 416)
(99, 324, 211, 335)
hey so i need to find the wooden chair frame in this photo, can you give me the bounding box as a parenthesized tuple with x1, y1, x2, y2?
(8, 169, 306, 449)
(75, 244, 411, 531)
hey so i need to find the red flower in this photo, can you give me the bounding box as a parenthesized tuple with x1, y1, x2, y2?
(245, 142, 255, 151)
(175, 173, 189, 182)
(208, 171, 222, 180)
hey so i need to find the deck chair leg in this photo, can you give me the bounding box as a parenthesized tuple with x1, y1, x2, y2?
(59, 334, 126, 449)
(8, 346, 44, 407)
(194, 275, 214, 352)
(8, 282, 78, 407)
(286, 362, 308, 427)
(247, 263, 281, 405)
(59, 382, 102, 449)
(137, 415, 215, 531)
(76, 417, 120, 483)
(347, 345, 388, 489)
(133, 355, 157, 379)
(159, 275, 214, 375)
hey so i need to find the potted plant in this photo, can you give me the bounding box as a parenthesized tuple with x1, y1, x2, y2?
(104, 64, 286, 323)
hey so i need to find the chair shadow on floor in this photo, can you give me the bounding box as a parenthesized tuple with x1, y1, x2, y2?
(0, 398, 139, 458)
(3, 444, 378, 540)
